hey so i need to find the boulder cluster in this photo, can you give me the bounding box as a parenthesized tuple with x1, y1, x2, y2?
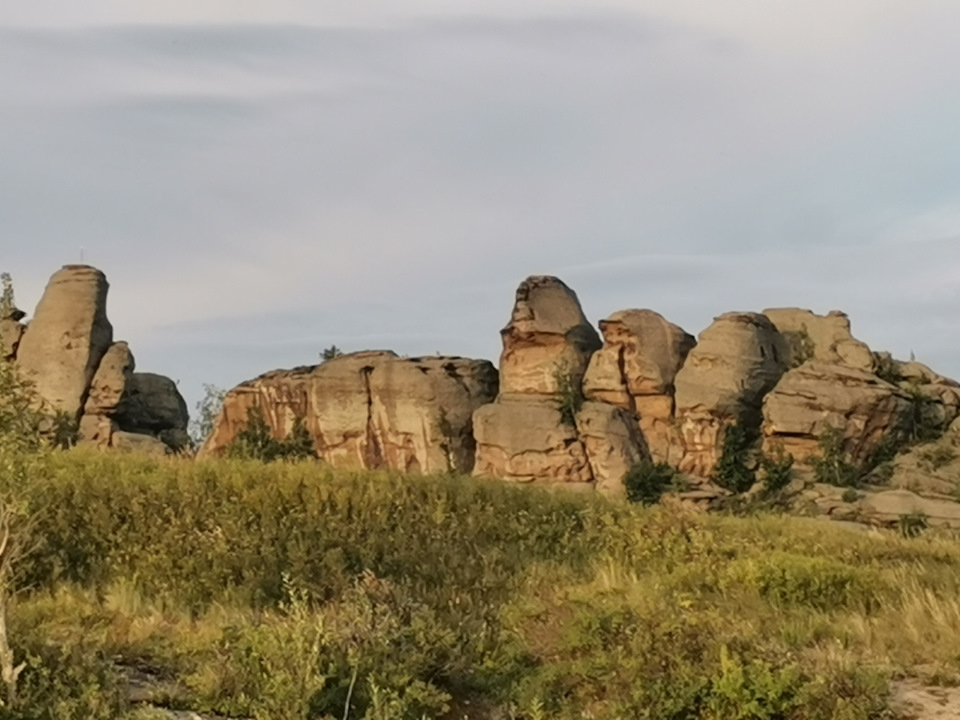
(2, 265, 189, 454)
(204, 274, 960, 513)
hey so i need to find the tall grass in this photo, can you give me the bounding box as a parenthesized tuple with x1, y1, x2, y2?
(1, 448, 960, 718)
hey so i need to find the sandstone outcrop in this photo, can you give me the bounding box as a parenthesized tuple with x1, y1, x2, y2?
(575, 402, 646, 496)
(762, 362, 911, 465)
(582, 309, 695, 464)
(202, 352, 498, 474)
(498, 276, 601, 397)
(673, 312, 785, 476)
(473, 276, 624, 491)
(15, 265, 114, 418)
(473, 400, 593, 486)
(763, 308, 875, 371)
(6, 265, 188, 453)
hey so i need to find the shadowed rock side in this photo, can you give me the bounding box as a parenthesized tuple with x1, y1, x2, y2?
(15, 265, 113, 418)
(473, 276, 613, 489)
(7, 264, 189, 453)
(583, 309, 695, 465)
(674, 312, 786, 476)
(201, 352, 498, 474)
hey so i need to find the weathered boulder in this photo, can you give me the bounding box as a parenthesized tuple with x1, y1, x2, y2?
(473, 399, 593, 486)
(14, 265, 113, 417)
(674, 312, 785, 476)
(498, 276, 601, 398)
(83, 342, 135, 417)
(575, 401, 647, 496)
(112, 431, 171, 456)
(860, 489, 960, 528)
(583, 309, 695, 463)
(763, 308, 874, 372)
(115, 373, 189, 435)
(0, 319, 24, 360)
(762, 362, 911, 465)
(202, 352, 498, 474)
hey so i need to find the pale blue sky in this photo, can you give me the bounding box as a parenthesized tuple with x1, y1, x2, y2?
(2, 2, 959, 413)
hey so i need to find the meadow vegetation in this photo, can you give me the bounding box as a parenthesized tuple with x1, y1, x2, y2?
(2, 361, 960, 718)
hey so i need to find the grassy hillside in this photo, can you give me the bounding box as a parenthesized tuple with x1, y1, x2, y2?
(0, 450, 958, 719)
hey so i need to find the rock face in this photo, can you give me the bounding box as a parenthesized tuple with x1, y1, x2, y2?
(673, 312, 785, 476)
(762, 362, 910, 464)
(473, 276, 630, 491)
(575, 402, 646, 496)
(473, 400, 593, 486)
(15, 265, 113, 418)
(202, 352, 498, 474)
(763, 308, 875, 371)
(78, 342, 136, 447)
(498, 276, 601, 397)
(7, 265, 188, 454)
(583, 309, 695, 464)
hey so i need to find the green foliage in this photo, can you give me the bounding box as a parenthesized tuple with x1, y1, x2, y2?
(320, 345, 344, 363)
(226, 405, 317, 463)
(759, 444, 794, 494)
(552, 361, 584, 427)
(809, 427, 861, 488)
(713, 423, 757, 493)
(189, 384, 225, 448)
(623, 460, 679, 505)
(873, 353, 904, 385)
(897, 512, 928, 539)
(0, 273, 15, 320)
(902, 385, 946, 444)
(786, 325, 815, 368)
(841, 488, 859, 503)
(0, 360, 45, 457)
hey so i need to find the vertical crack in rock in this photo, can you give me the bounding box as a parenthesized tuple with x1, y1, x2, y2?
(361, 365, 385, 469)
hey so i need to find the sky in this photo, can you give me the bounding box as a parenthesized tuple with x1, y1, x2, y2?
(2, 1, 960, 414)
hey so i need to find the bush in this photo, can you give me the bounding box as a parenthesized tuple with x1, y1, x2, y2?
(713, 424, 757, 493)
(759, 445, 794, 494)
(808, 428, 861, 488)
(552, 361, 584, 427)
(189, 384, 226, 448)
(623, 460, 678, 505)
(226, 405, 317, 463)
(898, 512, 928, 539)
(902, 386, 946, 444)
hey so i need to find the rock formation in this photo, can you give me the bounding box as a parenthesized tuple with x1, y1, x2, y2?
(201, 352, 498, 474)
(5, 265, 188, 453)
(472, 276, 620, 490)
(582, 309, 695, 464)
(15, 265, 114, 418)
(673, 312, 786, 476)
(498, 276, 602, 397)
(761, 362, 911, 464)
(763, 308, 875, 372)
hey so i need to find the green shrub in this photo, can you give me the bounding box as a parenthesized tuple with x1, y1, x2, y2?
(713, 424, 757, 493)
(902, 386, 945, 444)
(552, 361, 584, 427)
(759, 445, 794, 494)
(623, 460, 678, 505)
(786, 325, 815, 368)
(898, 512, 928, 539)
(808, 428, 861, 488)
(873, 353, 903, 385)
(226, 405, 317, 463)
(189, 384, 226, 448)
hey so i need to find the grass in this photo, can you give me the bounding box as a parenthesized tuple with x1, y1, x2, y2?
(2, 448, 960, 718)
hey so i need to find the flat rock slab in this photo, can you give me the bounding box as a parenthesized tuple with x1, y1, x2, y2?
(891, 680, 960, 719)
